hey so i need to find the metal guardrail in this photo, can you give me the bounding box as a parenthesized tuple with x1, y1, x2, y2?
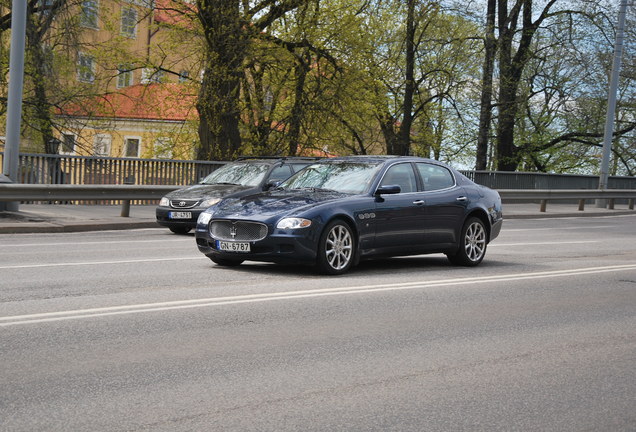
(0, 184, 181, 217)
(0, 184, 179, 201)
(1, 184, 635, 215)
(497, 189, 636, 212)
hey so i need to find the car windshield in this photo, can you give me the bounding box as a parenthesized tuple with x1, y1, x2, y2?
(200, 163, 270, 187)
(281, 162, 382, 194)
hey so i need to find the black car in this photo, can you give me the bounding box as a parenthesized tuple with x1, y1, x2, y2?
(195, 156, 503, 274)
(156, 157, 318, 234)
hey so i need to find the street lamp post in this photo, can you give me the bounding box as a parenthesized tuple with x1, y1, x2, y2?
(597, 0, 629, 208)
(2, 0, 27, 212)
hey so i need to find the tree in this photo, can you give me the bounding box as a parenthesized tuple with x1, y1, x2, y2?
(475, 0, 496, 170)
(194, 0, 313, 161)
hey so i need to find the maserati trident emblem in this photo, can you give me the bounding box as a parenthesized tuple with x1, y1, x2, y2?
(229, 225, 238, 238)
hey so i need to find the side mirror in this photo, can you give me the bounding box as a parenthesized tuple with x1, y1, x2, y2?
(375, 184, 401, 195)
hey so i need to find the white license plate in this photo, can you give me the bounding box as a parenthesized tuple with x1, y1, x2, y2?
(169, 211, 192, 219)
(216, 241, 251, 253)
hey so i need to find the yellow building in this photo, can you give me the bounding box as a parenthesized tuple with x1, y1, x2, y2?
(2, 0, 202, 159)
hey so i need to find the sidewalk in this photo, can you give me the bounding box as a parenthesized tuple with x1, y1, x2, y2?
(0, 202, 634, 234)
(0, 204, 159, 234)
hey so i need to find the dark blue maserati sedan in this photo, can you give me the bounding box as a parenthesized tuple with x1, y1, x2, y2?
(195, 156, 503, 275)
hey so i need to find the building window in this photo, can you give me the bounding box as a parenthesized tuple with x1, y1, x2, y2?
(264, 90, 273, 111)
(117, 65, 133, 88)
(141, 67, 164, 84)
(80, 0, 98, 28)
(93, 134, 112, 156)
(178, 70, 189, 83)
(38, 0, 54, 16)
(121, 7, 137, 38)
(154, 138, 173, 159)
(77, 52, 95, 82)
(124, 137, 140, 157)
(60, 133, 76, 154)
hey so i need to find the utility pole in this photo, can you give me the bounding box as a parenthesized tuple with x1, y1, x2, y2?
(597, 0, 629, 208)
(2, 0, 27, 212)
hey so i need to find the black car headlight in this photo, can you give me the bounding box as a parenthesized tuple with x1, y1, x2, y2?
(159, 197, 170, 207)
(199, 198, 221, 208)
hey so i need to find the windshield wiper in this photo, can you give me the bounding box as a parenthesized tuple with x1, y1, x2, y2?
(297, 187, 337, 193)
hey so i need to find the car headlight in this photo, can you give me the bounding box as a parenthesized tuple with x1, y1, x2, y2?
(199, 197, 221, 208)
(160, 197, 170, 207)
(276, 218, 312, 229)
(197, 212, 213, 226)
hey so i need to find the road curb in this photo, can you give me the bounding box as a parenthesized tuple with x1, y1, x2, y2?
(503, 210, 635, 219)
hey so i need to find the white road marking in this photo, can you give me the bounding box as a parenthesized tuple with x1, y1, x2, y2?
(503, 226, 613, 232)
(2, 264, 635, 327)
(490, 241, 598, 247)
(0, 257, 203, 270)
(0, 239, 190, 248)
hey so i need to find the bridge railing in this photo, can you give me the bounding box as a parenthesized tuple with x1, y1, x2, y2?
(1, 184, 634, 216)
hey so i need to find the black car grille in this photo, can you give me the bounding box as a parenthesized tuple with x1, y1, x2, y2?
(210, 221, 268, 241)
(170, 199, 199, 209)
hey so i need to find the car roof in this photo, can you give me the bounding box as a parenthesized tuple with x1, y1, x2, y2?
(234, 156, 322, 164)
(315, 155, 446, 165)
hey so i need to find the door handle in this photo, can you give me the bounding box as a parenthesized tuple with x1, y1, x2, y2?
(456, 196, 468, 202)
(413, 200, 425, 205)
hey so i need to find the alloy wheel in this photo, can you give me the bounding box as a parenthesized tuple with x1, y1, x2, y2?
(464, 220, 486, 262)
(325, 224, 353, 271)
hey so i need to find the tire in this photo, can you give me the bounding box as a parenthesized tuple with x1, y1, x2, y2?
(316, 220, 355, 275)
(447, 217, 487, 266)
(169, 226, 191, 235)
(209, 255, 244, 267)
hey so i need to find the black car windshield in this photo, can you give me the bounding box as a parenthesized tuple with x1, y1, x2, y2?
(281, 162, 382, 194)
(200, 163, 269, 187)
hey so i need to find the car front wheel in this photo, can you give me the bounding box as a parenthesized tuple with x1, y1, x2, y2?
(447, 217, 487, 266)
(317, 220, 355, 275)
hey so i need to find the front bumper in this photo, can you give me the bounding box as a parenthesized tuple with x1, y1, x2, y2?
(195, 222, 319, 265)
(156, 206, 205, 229)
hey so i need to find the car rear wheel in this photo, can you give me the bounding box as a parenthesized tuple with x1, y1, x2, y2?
(209, 256, 244, 267)
(447, 217, 487, 266)
(169, 226, 191, 235)
(317, 220, 355, 275)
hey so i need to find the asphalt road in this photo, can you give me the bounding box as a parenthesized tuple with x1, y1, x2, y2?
(1, 215, 635, 431)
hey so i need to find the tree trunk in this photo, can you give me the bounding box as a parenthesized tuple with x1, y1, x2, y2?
(476, 0, 496, 170)
(287, 53, 310, 156)
(25, 6, 57, 155)
(396, 0, 416, 156)
(380, 113, 400, 155)
(195, 1, 246, 161)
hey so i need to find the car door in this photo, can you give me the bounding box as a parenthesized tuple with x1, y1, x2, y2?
(373, 162, 427, 252)
(415, 162, 467, 246)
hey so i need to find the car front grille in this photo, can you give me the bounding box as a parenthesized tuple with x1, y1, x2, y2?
(210, 221, 268, 241)
(170, 199, 199, 209)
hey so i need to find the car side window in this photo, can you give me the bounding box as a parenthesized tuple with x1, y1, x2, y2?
(380, 163, 417, 193)
(290, 163, 310, 173)
(416, 163, 455, 191)
(268, 165, 293, 182)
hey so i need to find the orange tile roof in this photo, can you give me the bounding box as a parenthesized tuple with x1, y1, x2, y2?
(58, 83, 197, 122)
(154, 0, 195, 27)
